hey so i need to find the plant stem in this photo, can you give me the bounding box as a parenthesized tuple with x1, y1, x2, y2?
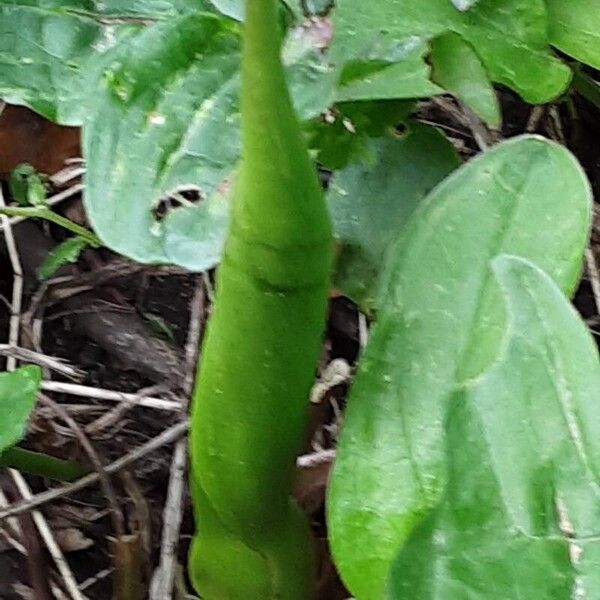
(0, 446, 89, 481)
(572, 65, 600, 109)
(0, 206, 101, 246)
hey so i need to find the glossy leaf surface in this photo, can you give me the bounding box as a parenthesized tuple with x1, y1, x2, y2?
(84, 12, 334, 271)
(387, 256, 600, 599)
(546, 0, 600, 69)
(328, 136, 592, 600)
(332, 0, 571, 104)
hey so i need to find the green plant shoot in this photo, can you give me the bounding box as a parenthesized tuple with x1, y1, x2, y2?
(188, 0, 333, 597)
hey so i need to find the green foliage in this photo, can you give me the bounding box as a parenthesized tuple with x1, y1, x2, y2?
(386, 256, 600, 598)
(83, 12, 333, 271)
(37, 236, 89, 280)
(328, 123, 459, 310)
(0, 446, 89, 481)
(430, 32, 500, 127)
(546, 0, 600, 69)
(187, 0, 332, 597)
(84, 13, 240, 270)
(327, 136, 592, 600)
(1, 2, 599, 598)
(2, 0, 596, 274)
(331, 0, 571, 104)
(9, 164, 46, 207)
(0, 366, 42, 453)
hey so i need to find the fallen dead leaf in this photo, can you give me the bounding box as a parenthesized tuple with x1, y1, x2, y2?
(0, 104, 80, 176)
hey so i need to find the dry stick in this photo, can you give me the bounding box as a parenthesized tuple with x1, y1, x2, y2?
(6, 479, 54, 600)
(0, 487, 23, 545)
(0, 344, 83, 379)
(461, 105, 491, 150)
(40, 380, 181, 411)
(49, 164, 85, 187)
(1, 185, 84, 599)
(526, 105, 545, 133)
(79, 568, 114, 592)
(297, 449, 336, 469)
(585, 248, 600, 315)
(11, 470, 89, 600)
(0, 489, 72, 600)
(39, 394, 125, 537)
(85, 383, 169, 435)
(150, 278, 206, 600)
(0, 188, 23, 370)
(0, 421, 189, 521)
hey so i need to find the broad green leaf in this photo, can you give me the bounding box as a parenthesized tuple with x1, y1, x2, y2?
(546, 0, 600, 70)
(387, 256, 600, 599)
(430, 32, 500, 127)
(84, 12, 335, 271)
(573, 66, 600, 109)
(332, 0, 571, 104)
(0, 2, 144, 125)
(0, 0, 219, 125)
(327, 136, 592, 600)
(328, 123, 460, 309)
(37, 236, 89, 280)
(306, 100, 414, 170)
(335, 41, 442, 102)
(84, 13, 239, 270)
(0, 366, 42, 453)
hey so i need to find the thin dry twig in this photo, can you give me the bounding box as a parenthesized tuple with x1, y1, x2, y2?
(49, 165, 85, 187)
(84, 383, 169, 436)
(461, 105, 492, 150)
(2, 184, 84, 599)
(150, 278, 205, 600)
(585, 248, 600, 315)
(0, 187, 23, 370)
(297, 449, 336, 469)
(10, 470, 89, 600)
(5, 478, 54, 600)
(79, 568, 114, 592)
(39, 394, 125, 537)
(0, 489, 79, 598)
(0, 487, 25, 552)
(526, 105, 545, 132)
(40, 381, 181, 411)
(0, 421, 189, 521)
(0, 344, 83, 379)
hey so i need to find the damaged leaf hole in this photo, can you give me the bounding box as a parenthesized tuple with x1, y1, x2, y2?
(151, 185, 205, 223)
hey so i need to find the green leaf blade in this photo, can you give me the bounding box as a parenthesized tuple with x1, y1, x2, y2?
(331, 0, 571, 104)
(546, 0, 600, 70)
(83, 13, 240, 270)
(387, 255, 600, 598)
(328, 123, 460, 310)
(430, 32, 500, 127)
(327, 136, 592, 600)
(83, 12, 335, 271)
(0, 366, 42, 453)
(37, 236, 89, 280)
